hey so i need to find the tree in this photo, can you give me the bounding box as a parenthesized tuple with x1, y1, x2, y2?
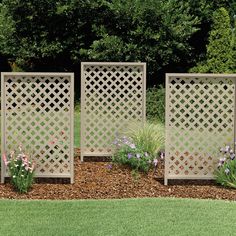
(0, 0, 104, 70)
(81, 0, 200, 80)
(2, 0, 235, 80)
(0, 0, 200, 79)
(190, 7, 236, 73)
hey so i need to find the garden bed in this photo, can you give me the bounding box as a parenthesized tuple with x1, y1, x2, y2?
(0, 154, 236, 200)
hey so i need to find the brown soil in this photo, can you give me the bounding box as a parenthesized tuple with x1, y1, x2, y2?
(0, 156, 236, 200)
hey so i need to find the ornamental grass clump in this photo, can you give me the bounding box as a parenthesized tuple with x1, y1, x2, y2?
(2, 146, 35, 193)
(112, 122, 164, 173)
(215, 145, 236, 189)
(120, 121, 165, 157)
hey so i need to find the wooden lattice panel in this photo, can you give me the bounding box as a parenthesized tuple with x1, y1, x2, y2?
(165, 74, 236, 185)
(1, 73, 74, 183)
(81, 62, 146, 160)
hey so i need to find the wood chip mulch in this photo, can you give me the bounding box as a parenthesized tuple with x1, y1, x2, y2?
(0, 157, 236, 200)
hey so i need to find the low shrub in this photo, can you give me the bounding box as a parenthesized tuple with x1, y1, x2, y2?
(112, 122, 164, 173)
(2, 146, 35, 193)
(146, 85, 165, 123)
(121, 121, 165, 156)
(215, 145, 236, 188)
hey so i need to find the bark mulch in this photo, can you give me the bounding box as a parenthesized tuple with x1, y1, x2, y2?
(0, 156, 236, 200)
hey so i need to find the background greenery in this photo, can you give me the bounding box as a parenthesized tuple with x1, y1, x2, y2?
(0, 0, 235, 88)
(0, 0, 235, 141)
(1, 197, 236, 236)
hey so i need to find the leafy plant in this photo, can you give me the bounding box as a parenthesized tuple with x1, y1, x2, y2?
(215, 144, 236, 188)
(121, 121, 165, 157)
(112, 122, 164, 174)
(190, 7, 236, 73)
(2, 146, 35, 193)
(113, 136, 156, 173)
(146, 86, 165, 123)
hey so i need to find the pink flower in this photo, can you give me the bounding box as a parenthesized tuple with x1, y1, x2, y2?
(49, 138, 58, 145)
(2, 153, 9, 166)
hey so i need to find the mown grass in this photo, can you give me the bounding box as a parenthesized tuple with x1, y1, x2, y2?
(0, 197, 235, 236)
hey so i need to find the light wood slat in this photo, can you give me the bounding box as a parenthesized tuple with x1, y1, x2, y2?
(165, 74, 235, 185)
(80, 62, 146, 161)
(1, 73, 74, 183)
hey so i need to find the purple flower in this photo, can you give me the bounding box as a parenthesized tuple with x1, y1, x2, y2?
(219, 157, 226, 164)
(153, 158, 158, 167)
(107, 164, 112, 169)
(136, 153, 141, 159)
(220, 147, 224, 153)
(230, 153, 235, 160)
(127, 153, 132, 159)
(225, 168, 230, 175)
(113, 139, 119, 145)
(225, 145, 230, 152)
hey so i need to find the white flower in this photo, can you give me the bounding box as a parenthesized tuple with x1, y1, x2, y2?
(130, 144, 136, 149)
(153, 159, 158, 167)
(160, 152, 165, 160)
(21, 175, 24, 177)
(225, 146, 230, 152)
(13, 175, 16, 178)
(219, 157, 226, 163)
(225, 168, 230, 175)
(136, 153, 141, 159)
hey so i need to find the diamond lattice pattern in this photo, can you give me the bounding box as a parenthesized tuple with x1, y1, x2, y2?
(2, 74, 73, 177)
(166, 76, 235, 179)
(81, 64, 145, 157)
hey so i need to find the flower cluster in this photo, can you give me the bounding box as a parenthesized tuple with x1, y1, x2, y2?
(218, 145, 235, 172)
(2, 145, 35, 193)
(112, 136, 164, 173)
(215, 144, 236, 189)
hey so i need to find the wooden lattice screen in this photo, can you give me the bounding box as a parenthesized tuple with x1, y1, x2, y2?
(80, 62, 146, 160)
(165, 74, 236, 185)
(1, 73, 74, 183)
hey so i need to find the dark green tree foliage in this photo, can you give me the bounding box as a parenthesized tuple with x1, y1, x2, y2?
(81, 0, 199, 78)
(146, 86, 165, 123)
(0, 0, 199, 76)
(191, 7, 236, 73)
(0, 0, 105, 70)
(1, 0, 235, 77)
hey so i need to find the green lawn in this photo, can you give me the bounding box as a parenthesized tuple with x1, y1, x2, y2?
(0, 197, 235, 236)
